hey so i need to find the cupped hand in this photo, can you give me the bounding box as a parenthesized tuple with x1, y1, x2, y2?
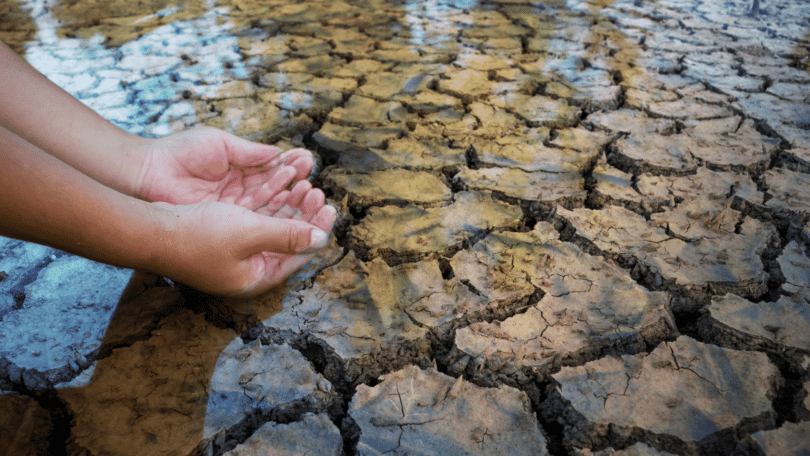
(158, 184, 337, 297)
(133, 126, 316, 209)
(132, 126, 338, 296)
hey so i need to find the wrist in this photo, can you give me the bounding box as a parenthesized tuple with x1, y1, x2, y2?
(133, 201, 184, 280)
(114, 133, 154, 200)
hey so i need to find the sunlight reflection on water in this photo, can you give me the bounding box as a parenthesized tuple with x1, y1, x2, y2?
(22, 0, 246, 137)
(403, 0, 480, 46)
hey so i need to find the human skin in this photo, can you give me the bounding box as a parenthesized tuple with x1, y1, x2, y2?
(0, 42, 337, 297)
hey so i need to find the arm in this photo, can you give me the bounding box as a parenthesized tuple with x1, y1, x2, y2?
(0, 42, 337, 296)
(0, 42, 147, 197)
(0, 42, 317, 207)
(0, 126, 330, 296)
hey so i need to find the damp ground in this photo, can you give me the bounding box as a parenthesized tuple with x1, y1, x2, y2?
(1, 0, 809, 455)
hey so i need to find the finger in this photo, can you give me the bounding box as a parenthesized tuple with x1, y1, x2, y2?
(241, 215, 328, 257)
(298, 188, 326, 221)
(223, 133, 284, 168)
(239, 166, 298, 210)
(287, 180, 313, 206)
(284, 153, 315, 181)
(310, 204, 338, 232)
(280, 148, 313, 166)
(254, 190, 290, 217)
(242, 168, 274, 188)
(274, 180, 313, 219)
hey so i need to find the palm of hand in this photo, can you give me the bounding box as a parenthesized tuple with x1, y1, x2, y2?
(135, 127, 337, 295)
(136, 127, 314, 209)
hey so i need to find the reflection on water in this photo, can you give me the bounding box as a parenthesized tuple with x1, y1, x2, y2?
(402, 0, 479, 46)
(2, 0, 810, 454)
(1, 0, 642, 453)
(19, 0, 248, 137)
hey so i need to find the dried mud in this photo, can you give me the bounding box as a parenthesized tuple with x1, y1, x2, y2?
(1, 0, 809, 455)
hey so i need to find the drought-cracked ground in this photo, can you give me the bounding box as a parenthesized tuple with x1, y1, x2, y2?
(1, 0, 810, 454)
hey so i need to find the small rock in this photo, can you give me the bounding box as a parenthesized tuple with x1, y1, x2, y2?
(328, 95, 406, 127)
(0, 254, 132, 373)
(636, 167, 763, 208)
(550, 127, 616, 154)
(650, 199, 741, 241)
(591, 161, 640, 206)
(454, 53, 514, 71)
(267, 251, 493, 363)
(586, 108, 676, 136)
(682, 119, 777, 170)
(204, 98, 291, 141)
(559, 205, 776, 298)
(611, 133, 697, 174)
(466, 103, 526, 138)
(313, 122, 404, 156)
(647, 96, 733, 119)
(472, 135, 595, 172)
(489, 93, 581, 129)
(736, 93, 810, 130)
(381, 137, 464, 169)
(359, 68, 436, 100)
(440, 68, 495, 100)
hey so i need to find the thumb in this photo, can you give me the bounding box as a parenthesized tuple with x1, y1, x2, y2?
(221, 132, 283, 167)
(239, 214, 329, 256)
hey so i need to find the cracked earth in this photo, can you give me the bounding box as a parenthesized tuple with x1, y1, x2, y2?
(1, 0, 810, 454)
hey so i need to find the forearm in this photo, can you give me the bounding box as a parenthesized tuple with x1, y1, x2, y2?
(0, 126, 169, 272)
(0, 42, 148, 197)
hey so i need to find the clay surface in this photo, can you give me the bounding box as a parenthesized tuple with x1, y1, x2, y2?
(545, 336, 781, 454)
(1, 0, 809, 454)
(350, 365, 548, 456)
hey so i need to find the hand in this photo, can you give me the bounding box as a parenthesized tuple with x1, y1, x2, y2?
(132, 126, 315, 209)
(158, 182, 336, 297)
(131, 126, 337, 296)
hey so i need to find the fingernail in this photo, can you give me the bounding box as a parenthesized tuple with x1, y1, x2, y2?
(297, 229, 328, 254)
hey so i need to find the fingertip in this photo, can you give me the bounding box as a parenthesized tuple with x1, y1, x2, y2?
(281, 149, 315, 179)
(312, 204, 338, 232)
(285, 180, 313, 207)
(299, 189, 326, 219)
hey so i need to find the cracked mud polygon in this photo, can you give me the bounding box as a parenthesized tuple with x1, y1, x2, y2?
(1, 0, 810, 455)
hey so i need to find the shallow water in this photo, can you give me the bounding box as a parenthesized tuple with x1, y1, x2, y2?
(2, 0, 810, 455)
